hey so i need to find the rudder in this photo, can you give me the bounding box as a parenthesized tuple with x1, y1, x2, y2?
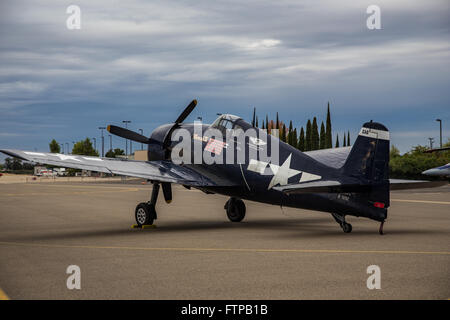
(342, 121, 390, 214)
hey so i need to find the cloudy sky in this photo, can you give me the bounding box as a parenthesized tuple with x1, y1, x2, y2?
(0, 0, 449, 158)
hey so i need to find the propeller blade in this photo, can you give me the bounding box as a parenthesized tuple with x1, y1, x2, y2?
(107, 125, 150, 144)
(162, 99, 198, 150)
(174, 99, 197, 124)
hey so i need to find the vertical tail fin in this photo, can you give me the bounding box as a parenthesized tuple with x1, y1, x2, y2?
(342, 121, 390, 218)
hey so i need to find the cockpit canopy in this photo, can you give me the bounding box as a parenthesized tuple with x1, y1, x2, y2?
(211, 114, 250, 132)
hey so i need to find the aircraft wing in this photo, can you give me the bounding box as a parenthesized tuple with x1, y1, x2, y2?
(274, 179, 447, 194)
(0, 149, 224, 187)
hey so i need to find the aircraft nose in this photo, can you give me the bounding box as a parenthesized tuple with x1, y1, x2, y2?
(422, 168, 438, 176)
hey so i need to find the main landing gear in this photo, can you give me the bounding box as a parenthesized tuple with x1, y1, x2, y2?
(224, 197, 246, 222)
(134, 182, 172, 227)
(135, 182, 160, 227)
(331, 212, 352, 233)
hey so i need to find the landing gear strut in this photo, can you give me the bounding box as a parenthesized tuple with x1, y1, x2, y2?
(225, 197, 246, 222)
(379, 221, 385, 235)
(331, 212, 352, 233)
(135, 182, 159, 226)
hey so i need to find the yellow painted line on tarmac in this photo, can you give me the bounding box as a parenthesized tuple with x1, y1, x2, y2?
(0, 241, 448, 256)
(391, 199, 450, 205)
(0, 287, 10, 300)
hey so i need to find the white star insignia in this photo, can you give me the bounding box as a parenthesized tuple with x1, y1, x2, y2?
(267, 154, 301, 189)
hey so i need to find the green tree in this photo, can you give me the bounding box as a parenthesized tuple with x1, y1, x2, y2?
(276, 112, 280, 130)
(288, 120, 293, 146)
(343, 134, 347, 147)
(251, 107, 256, 127)
(319, 121, 326, 149)
(335, 134, 340, 148)
(49, 139, 60, 153)
(311, 117, 319, 150)
(4, 158, 12, 170)
(72, 138, 99, 156)
(105, 148, 125, 158)
(305, 120, 312, 151)
(266, 114, 269, 133)
(5, 157, 23, 171)
(261, 120, 265, 130)
(326, 102, 332, 148)
(390, 145, 400, 159)
(298, 127, 305, 151)
(293, 127, 298, 148)
(390, 144, 450, 179)
(281, 123, 286, 142)
(347, 131, 351, 146)
(255, 116, 259, 128)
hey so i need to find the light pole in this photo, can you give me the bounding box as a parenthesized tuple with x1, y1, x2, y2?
(109, 135, 112, 152)
(98, 127, 106, 157)
(436, 119, 442, 148)
(122, 120, 131, 157)
(92, 137, 96, 153)
(60, 144, 64, 154)
(139, 129, 143, 150)
(428, 137, 434, 149)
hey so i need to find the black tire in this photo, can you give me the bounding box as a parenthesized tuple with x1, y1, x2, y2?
(342, 222, 352, 233)
(135, 202, 155, 226)
(226, 198, 246, 222)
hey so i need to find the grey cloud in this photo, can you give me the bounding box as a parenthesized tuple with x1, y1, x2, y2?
(0, 0, 449, 154)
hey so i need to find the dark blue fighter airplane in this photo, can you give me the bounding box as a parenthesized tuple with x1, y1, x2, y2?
(1, 100, 445, 234)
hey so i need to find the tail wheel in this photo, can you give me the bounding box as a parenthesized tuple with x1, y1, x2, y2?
(225, 198, 246, 222)
(135, 202, 156, 226)
(342, 222, 352, 233)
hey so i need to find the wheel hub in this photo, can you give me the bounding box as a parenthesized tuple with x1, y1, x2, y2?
(136, 208, 147, 225)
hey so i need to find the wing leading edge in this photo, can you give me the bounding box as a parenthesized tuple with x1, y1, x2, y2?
(0, 149, 227, 187)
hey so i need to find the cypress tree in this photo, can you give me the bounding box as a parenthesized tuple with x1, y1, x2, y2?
(255, 116, 258, 128)
(280, 123, 285, 142)
(347, 131, 350, 146)
(252, 107, 256, 126)
(298, 127, 305, 151)
(326, 102, 332, 148)
(288, 120, 293, 146)
(335, 134, 340, 148)
(312, 117, 319, 150)
(305, 120, 312, 151)
(319, 121, 326, 149)
(266, 114, 269, 133)
(276, 112, 279, 130)
(261, 119, 265, 130)
(293, 128, 298, 148)
(343, 133, 347, 147)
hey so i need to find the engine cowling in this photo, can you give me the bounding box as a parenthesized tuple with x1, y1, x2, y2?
(147, 123, 173, 161)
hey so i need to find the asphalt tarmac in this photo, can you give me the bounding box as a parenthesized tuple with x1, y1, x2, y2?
(0, 181, 449, 299)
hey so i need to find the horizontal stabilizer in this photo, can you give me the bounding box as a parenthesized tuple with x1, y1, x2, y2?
(274, 180, 369, 194)
(275, 179, 447, 194)
(389, 179, 448, 190)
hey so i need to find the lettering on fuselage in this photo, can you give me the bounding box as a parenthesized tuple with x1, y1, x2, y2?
(170, 124, 279, 166)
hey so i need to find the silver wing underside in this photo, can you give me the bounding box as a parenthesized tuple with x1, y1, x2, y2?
(0, 149, 227, 187)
